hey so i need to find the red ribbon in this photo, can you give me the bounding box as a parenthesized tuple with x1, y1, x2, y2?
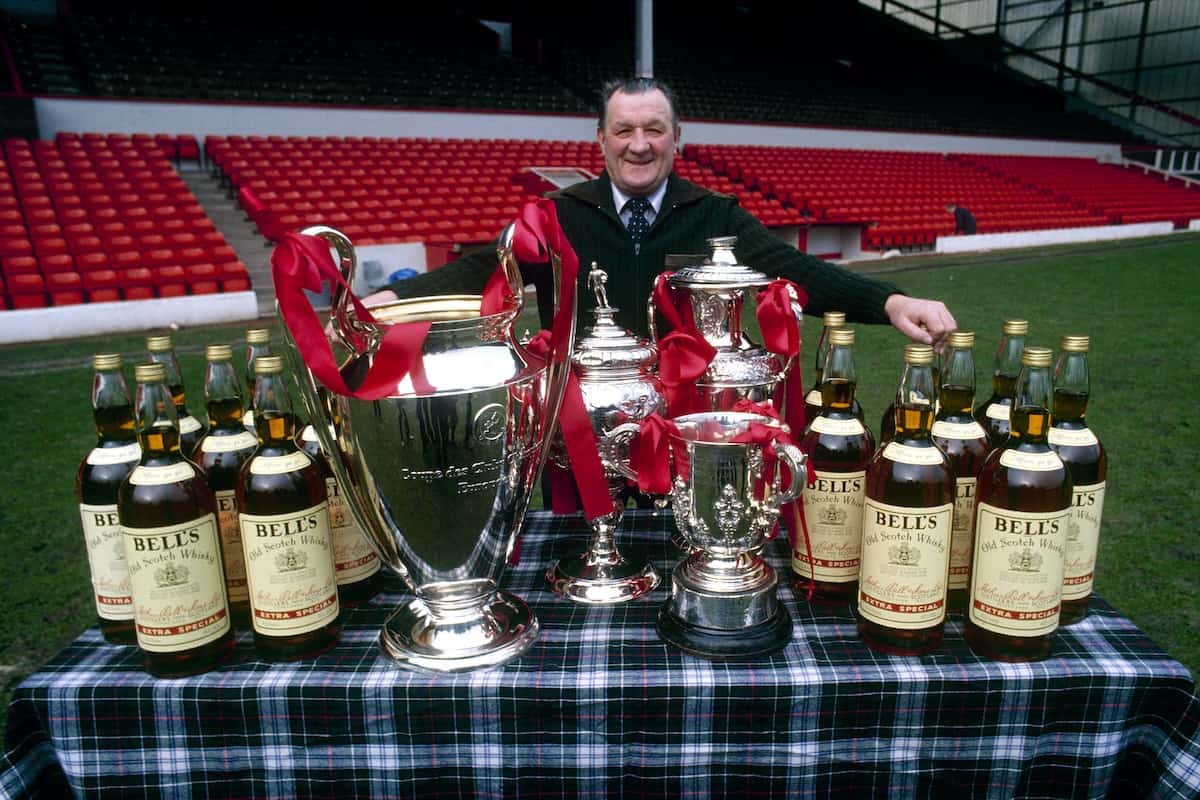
(756, 279, 808, 439)
(271, 232, 435, 400)
(629, 414, 684, 495)
(657, 330, 716, 417)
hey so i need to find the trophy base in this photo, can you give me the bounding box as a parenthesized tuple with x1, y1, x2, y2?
(379, 589, 539, 673)
(546, 552, 660, 605)
(657, 603, 792, 660)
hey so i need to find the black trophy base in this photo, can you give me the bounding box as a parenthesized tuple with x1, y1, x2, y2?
(656, 603, 792, 661)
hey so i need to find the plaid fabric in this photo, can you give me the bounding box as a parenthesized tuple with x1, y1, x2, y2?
(3, 510, 1199, 799)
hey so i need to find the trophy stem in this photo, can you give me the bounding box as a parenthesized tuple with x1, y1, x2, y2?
(546, 509, 660, 605)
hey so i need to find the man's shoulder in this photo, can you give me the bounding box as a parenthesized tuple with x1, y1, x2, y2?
(552, 173, 734, 207)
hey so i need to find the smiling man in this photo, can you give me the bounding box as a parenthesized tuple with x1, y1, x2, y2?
(377, 77, 956, 346)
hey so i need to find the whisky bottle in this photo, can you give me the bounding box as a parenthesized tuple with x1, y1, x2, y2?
(298, 422, 383, 607)
(1049, 335, 1106, 626)
(972, 319, 1027, 447)
(76, 353, 139, 644)
(965, 347, 1072, 662)
(242, 327, 272, 432)
(194, 344, 258, 625)
(118, 362, 235, 677)
(795, 327, 875, 602)
(930, 331, 990, 615)
(804, 311, 863, 428)
(860, 344, 954, 655)
(146, 335, 204, 457)
(879, 349, 940, 444)
(237, 356, 340, 660)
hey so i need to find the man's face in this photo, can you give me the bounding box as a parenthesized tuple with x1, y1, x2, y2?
(597, 89, 680, 198)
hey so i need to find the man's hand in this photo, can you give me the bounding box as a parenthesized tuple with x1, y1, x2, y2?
(359, 288, 400, 307)
(884, 294, 957, 350)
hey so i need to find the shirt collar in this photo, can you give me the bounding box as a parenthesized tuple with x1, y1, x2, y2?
(611, 179, 668, 217)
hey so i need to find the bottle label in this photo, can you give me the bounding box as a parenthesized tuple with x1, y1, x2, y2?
(1063, 481, 1106, 601)
(859, 498, 953, 629)
(999, 449, 1064, 472)
(213, 490, 248, 603)
(882, 442, 946, 466)
(968, 503, 1069, 637)
(931, 420, 987, 442)
(804, 388, 822, 407)
(241, 409, 255, 431)
(240, 502, 340, 635)
(249, 451, 311, 475)
(122, 514, 231, 653)
(326, 476, 380, 583)
(129, 462, 195, 486)
(948, 477, 978, 590)
(200, 430, 258, 454)
(794, 469, 866, 581)
(985, 403, 1010, 422)
(80, 503, 134, 621)
(178, 415, 203, 435)
(86, 442, 141, 466)
(809, 416, 866, 437)
(1048, 427, 1099, 448)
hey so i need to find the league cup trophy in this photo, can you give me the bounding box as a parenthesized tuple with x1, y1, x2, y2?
(615, 411, 807, 658)
(545, 264, 665, 604)
(276, 222, 575, 673)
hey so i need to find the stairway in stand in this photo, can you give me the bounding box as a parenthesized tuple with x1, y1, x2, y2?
(180, 170, 276, 318)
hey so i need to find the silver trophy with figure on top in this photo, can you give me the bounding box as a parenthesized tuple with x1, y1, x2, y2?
(279, 222, 576, 673)
(546, 263, 665, 604)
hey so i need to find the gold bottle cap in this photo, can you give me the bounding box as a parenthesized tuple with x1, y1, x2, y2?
(146, 335, 174, 352)
(822, 311, 846, 327)
(946, 330, 974, 348)
(205, 344, 233, 361)
(1021, 346, 1053, 367)
(1060, 335, 1090, 352)
(828, 327, 855, 346)
(246, 328, 271, 344)
(92, 353, 122, 370)
(134, 362, 167, 383)
(904, 344, 934, 364)
(1002, 319, 1029, 336)
(253, 355, 285, 375)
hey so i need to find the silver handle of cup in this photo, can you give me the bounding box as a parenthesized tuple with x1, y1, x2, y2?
(300, 224, 376, 356)
(771, 441, 808, 504)
(598, 422, 643, 483)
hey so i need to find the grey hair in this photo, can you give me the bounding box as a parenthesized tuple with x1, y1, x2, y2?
(598, 77, 681, 131)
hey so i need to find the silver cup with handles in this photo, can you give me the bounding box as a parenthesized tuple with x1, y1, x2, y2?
(280, 224, 576, 673)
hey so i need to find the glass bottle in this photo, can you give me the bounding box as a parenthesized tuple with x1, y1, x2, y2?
(965, 347, 1072, 662)
(298, 421, 383, 607)
(146, 334, 203, 457)
(118, 362, 235, 677)
(1049, 335, 1106, 626)
(795, 327, 875, 603)
(237, 356, 341, 660)
(242, 327, 272, 432)
(930, 331, 990, 615)
(972, 319, 1027, 448)
(76, 353, 140, 644)
(879, 349, 940, 444)
(860, 344, 954, 655)
(194, 344, 259, 626)
(804, 311, 863, 429)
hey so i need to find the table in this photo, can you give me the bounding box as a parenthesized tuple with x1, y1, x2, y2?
(3, 511, 1199, 799)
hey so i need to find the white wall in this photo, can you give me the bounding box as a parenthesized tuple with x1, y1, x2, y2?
(34, 97, 1121, 159)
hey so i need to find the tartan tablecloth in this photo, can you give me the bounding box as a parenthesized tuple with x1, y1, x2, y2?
(3, 510, 1199, 799)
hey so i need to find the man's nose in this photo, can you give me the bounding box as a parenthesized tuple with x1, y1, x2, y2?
(628, 130, 650, 152)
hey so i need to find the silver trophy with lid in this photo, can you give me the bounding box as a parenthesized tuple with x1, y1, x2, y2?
(545, 264, 664, 604)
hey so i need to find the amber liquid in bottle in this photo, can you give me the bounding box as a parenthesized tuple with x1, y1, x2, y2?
(237, 365, 341, 661)
(147, 336, 204, 457)
(1050, 385, 1107, 626)
(964, 350, 1072, 662)
(797, 370, 875, 603)
(973, 373, 1016, 447)
(861, 396, 955, 655)
(298, 423, 383, 608)
(195, 348, 258, 626)
(932, 384, 990, 615)
(119, 367, 235, 677)
(76, 357, 139, 644)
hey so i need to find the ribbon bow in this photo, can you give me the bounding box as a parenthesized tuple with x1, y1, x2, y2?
(756, 279, 808, 438)
(629, 414, 685, 496)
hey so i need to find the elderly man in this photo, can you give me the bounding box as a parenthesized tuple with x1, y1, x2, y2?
(372, 77, 956, 347)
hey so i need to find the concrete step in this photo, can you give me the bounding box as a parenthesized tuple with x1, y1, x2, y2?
(180, 170, 278, 319)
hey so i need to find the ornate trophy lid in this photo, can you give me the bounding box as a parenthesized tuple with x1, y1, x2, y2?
(573, 263, 657, 374)
(668, 236, 770, 290)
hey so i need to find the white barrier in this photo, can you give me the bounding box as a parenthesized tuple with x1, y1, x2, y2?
(935, 222, 1177, 254)
(0, 292, 259, 345)
(1189, 219, 1200, 231)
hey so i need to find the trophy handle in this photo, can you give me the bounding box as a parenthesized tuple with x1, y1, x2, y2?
(598, 422, 642, 482)
(771, 441, 808, 504)
(300, 224, 376, 355)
